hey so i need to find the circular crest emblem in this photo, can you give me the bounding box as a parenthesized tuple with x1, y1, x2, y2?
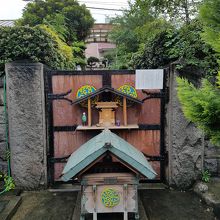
(76, 85, 96, 98)
(115, 84, 138, 106)
(101, 188, 120, 208)
(76, 85, 98, 107)
(117, 84, 137, 98)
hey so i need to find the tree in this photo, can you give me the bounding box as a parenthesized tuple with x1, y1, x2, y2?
(17, 0, 94, 44)
(109, 3, 172, 69)
(130, 30, 174, 69)
(199, 0, 220, 56)
(167, 20, 219, 80)
(135, 0, 202, 24)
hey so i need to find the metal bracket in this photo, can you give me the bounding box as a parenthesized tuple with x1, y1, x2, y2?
(141, 88, 169, 102)
(143, 153, 166, 161)
(48, 89, 73, 104)
(48, 155, 70, 163)
(142, 90, 164, 102)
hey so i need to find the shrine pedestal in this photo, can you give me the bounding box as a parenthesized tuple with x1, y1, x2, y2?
(80, 173, 139, 220)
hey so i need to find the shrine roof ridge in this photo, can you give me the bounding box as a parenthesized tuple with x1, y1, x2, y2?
(61, 129, 157, 182)
(72, 86, 143, 105)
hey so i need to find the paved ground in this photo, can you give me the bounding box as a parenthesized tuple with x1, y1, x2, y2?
(11, 191, 78, 220)
(141, 189, 216, 220)
(2, 189, 216, 220)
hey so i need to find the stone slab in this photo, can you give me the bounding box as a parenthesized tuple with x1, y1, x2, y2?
(5, 62, 47, 189)
(166, 70, 204, 189)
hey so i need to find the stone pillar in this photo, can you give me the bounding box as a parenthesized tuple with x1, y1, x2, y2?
(5, 61, 47, 189)
(166, 66, 204, 189)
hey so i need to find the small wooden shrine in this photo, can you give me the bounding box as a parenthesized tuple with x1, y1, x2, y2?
(95, 101, 118, 127)
(61, 129, 156, 220)
(72, 86, 143, 130)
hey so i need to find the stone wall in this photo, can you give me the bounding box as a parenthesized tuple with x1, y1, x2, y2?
(204, 140, 220, 176)
(166, 67, 220, 189)
(5, 61, 47, 189)
(0, 79, 7, 175)
(166, 67, 204, 189)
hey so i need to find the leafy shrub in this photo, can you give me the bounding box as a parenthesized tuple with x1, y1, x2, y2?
(131, 21, 218, 80)
(177, 76, 220, 146)
(0, 173, 15, 192)
(202, 170, 211, 183)
(0, 26, 75, 75)
(168, 20, 219, 79)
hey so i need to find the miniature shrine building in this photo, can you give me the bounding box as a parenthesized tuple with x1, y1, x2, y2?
(61, 129, 157, 220)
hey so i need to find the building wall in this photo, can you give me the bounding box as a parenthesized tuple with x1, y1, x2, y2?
(85, 42, 116, 59)
(85, 23, 116, 60)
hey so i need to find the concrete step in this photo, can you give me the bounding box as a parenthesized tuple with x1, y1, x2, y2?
(0, 196, 21, 220)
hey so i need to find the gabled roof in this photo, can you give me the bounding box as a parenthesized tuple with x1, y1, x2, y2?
(72, 86, 143, 105)
(0, 20, 15, 27)
(61, 129, 157, 181)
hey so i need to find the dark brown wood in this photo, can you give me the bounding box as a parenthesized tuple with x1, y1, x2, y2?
(50, 72, 163, 182)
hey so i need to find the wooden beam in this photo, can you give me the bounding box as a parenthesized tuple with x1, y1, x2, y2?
(123, 97, 127, 126)
(88, 98, 92, 126)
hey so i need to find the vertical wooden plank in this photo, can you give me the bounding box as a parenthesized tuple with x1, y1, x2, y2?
(88, 98, 92, 126)
(123, 97, 127, 126)
(124, 184, 128, 220)
(93, 185, 97, 220)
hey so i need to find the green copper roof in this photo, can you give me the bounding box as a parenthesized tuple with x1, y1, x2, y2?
(61, 129, 157, 181)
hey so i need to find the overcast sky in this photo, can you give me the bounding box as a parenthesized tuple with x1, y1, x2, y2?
(0, 0, 130, 23)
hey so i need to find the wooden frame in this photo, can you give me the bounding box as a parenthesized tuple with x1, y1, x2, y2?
(45, 68, 167, 185)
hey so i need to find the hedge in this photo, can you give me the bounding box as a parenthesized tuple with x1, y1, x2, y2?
(0, 26, 75, 75)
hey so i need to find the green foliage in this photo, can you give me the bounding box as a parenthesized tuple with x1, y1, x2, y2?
(199, 0, 220, 56)
(202, 170, 211, 183)
(72, 42, 87, 67)
(39, 24, 75, 67)
(177, 76, 220, 146)
(130, 20, 218, 78)
(109, 2, 218, 76)
(0, 26, 75, 75)
(130, 30, 174, 69)
(0, 173, 15, 192)
(135, 0, 202, 24)
(16, 0, 94, 43)
(167, 20, 219, 78)
(87, 56, 99, 68)
(109, 3, 173, 69)
(4, 175, 15, 192)
(42, 13, 68, 42)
